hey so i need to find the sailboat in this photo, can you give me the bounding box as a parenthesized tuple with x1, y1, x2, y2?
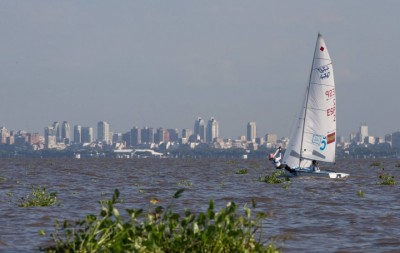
(282, 33, 349, 179)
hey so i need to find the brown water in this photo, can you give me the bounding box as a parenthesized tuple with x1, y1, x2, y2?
(0, 158, 399, 252)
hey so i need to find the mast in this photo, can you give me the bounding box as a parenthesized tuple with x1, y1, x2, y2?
(298, 33, 321, 167)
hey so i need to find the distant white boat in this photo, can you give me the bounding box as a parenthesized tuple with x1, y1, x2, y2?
(283, 34, 349, 179)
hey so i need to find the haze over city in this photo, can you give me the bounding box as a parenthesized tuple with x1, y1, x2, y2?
(1, 1, 399, 139)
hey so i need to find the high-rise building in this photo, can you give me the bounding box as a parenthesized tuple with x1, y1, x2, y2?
(52, 121, 62, 142)
(167, 129, 179, 142)
(147, 127, 154, 143)
(358, 123, 368, 143)
(265, 133, 277, 145)
(391, 131, 400, 149)
(0, 127, 9, 144)
(45, 126, 57, 149)
(141, 127, 149, 143)
(247, 122, 256, 142)
(130, 127, 141, 146)
(182, 129, 192, 139)
(81, 127, 94, 143)
(74, 125, 82, 144)
(61, 121, 71, 143)
(206, 117, 219, 143)
(97, 121, 110, 144)
(141, 127, 154, 144)
(194, 117, 206, 142)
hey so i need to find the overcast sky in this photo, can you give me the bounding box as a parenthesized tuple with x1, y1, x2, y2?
(1, 1, 399, 139)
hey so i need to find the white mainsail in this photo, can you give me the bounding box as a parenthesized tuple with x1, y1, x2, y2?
(283, 34, 336, 168)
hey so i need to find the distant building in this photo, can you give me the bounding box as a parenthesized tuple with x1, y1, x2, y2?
(97, 121, 110, 144)
(141, 127, 154, 144)
(45, 126, 57, 149)
(247, 122, 256, 142)
(130, 127, 141, 146)
(182, 129, 192, 139)
(156, 128, 169, 143)
(52, 121, 62, 143)
(206, 117, 219, 143)
(392, 131, 400, 149)
(265, 133, 277, 145)
(81, 127, 94, 143)
(358, 123, 368, 143)
(0, 127, 10, 144)
(194, 117, 206, 142)
(61, 121, 71, 144)
(167, 129, 179, 142)
(74, 125, 82, 144)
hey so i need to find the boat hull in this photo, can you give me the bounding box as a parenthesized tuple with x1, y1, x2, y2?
(286, 168, 349, 179)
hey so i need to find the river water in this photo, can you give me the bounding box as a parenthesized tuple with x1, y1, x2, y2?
(0, 158, 399, 252)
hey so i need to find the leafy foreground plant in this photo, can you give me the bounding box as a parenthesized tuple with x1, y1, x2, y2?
(19, 186, 60, 207)
(259, 171, 290, 184)
(377, 168, 397, 185)
(43, 189, 280, 252)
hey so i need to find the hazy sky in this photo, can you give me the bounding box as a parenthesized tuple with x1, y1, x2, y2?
(1, 1, 399, 139)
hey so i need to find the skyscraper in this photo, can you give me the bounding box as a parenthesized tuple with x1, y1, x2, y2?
(391, 131, 400, 149)
(44, 126, 56, 149)
(182, 129, 192, 139)
(265, 133, 277, 145)
(358, 123, 368, 143)
(74, 125, 82, 144)
(52, 121, 62, 142)
(247, 122, 257, 142)
(194, 117, 206, 142)
(61, 121, 71, 143)
(97, 121, 110, 144)
(206, 117, 219, 143)
(130, 127, 141, 146)
(81, 127, 94, 143)
(167, 129, 179, 142)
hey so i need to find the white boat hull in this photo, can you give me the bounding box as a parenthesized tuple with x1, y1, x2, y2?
(285, 168, 349, 179)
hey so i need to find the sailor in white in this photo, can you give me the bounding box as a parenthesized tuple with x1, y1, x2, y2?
(269, 147, 297, 174)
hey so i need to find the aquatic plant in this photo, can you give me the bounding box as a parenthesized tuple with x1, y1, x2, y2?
(235, 168, 249, 174)
(370, 162, 381, 167)
(177, 179, 193, 187)
(43, 189, 280, 252)
(357, 190, 365, 197)
(18, 186, 60, 207)
(226, 160, 239, 165)
(377, 168, 397, 185)
(259, 171, 289, 184)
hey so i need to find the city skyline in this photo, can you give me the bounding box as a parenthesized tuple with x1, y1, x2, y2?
(1, 2, 400, 138)
(0, 118, 395, 144)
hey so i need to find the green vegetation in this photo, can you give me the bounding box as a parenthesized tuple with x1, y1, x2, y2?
(43, 189, 279, 253)
(357, 190, 365, 197)
(19, 186, 60, 207)
(177, 179, 193, 187)
(370, 162, 381, 167)
(377, 168, 397, 185)
(259, 171, 290, 184)
(235, 168, 249, 174)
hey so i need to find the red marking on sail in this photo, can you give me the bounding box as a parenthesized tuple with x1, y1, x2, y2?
(327, 132, 335, 144)
(320, 46, 325, 51)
